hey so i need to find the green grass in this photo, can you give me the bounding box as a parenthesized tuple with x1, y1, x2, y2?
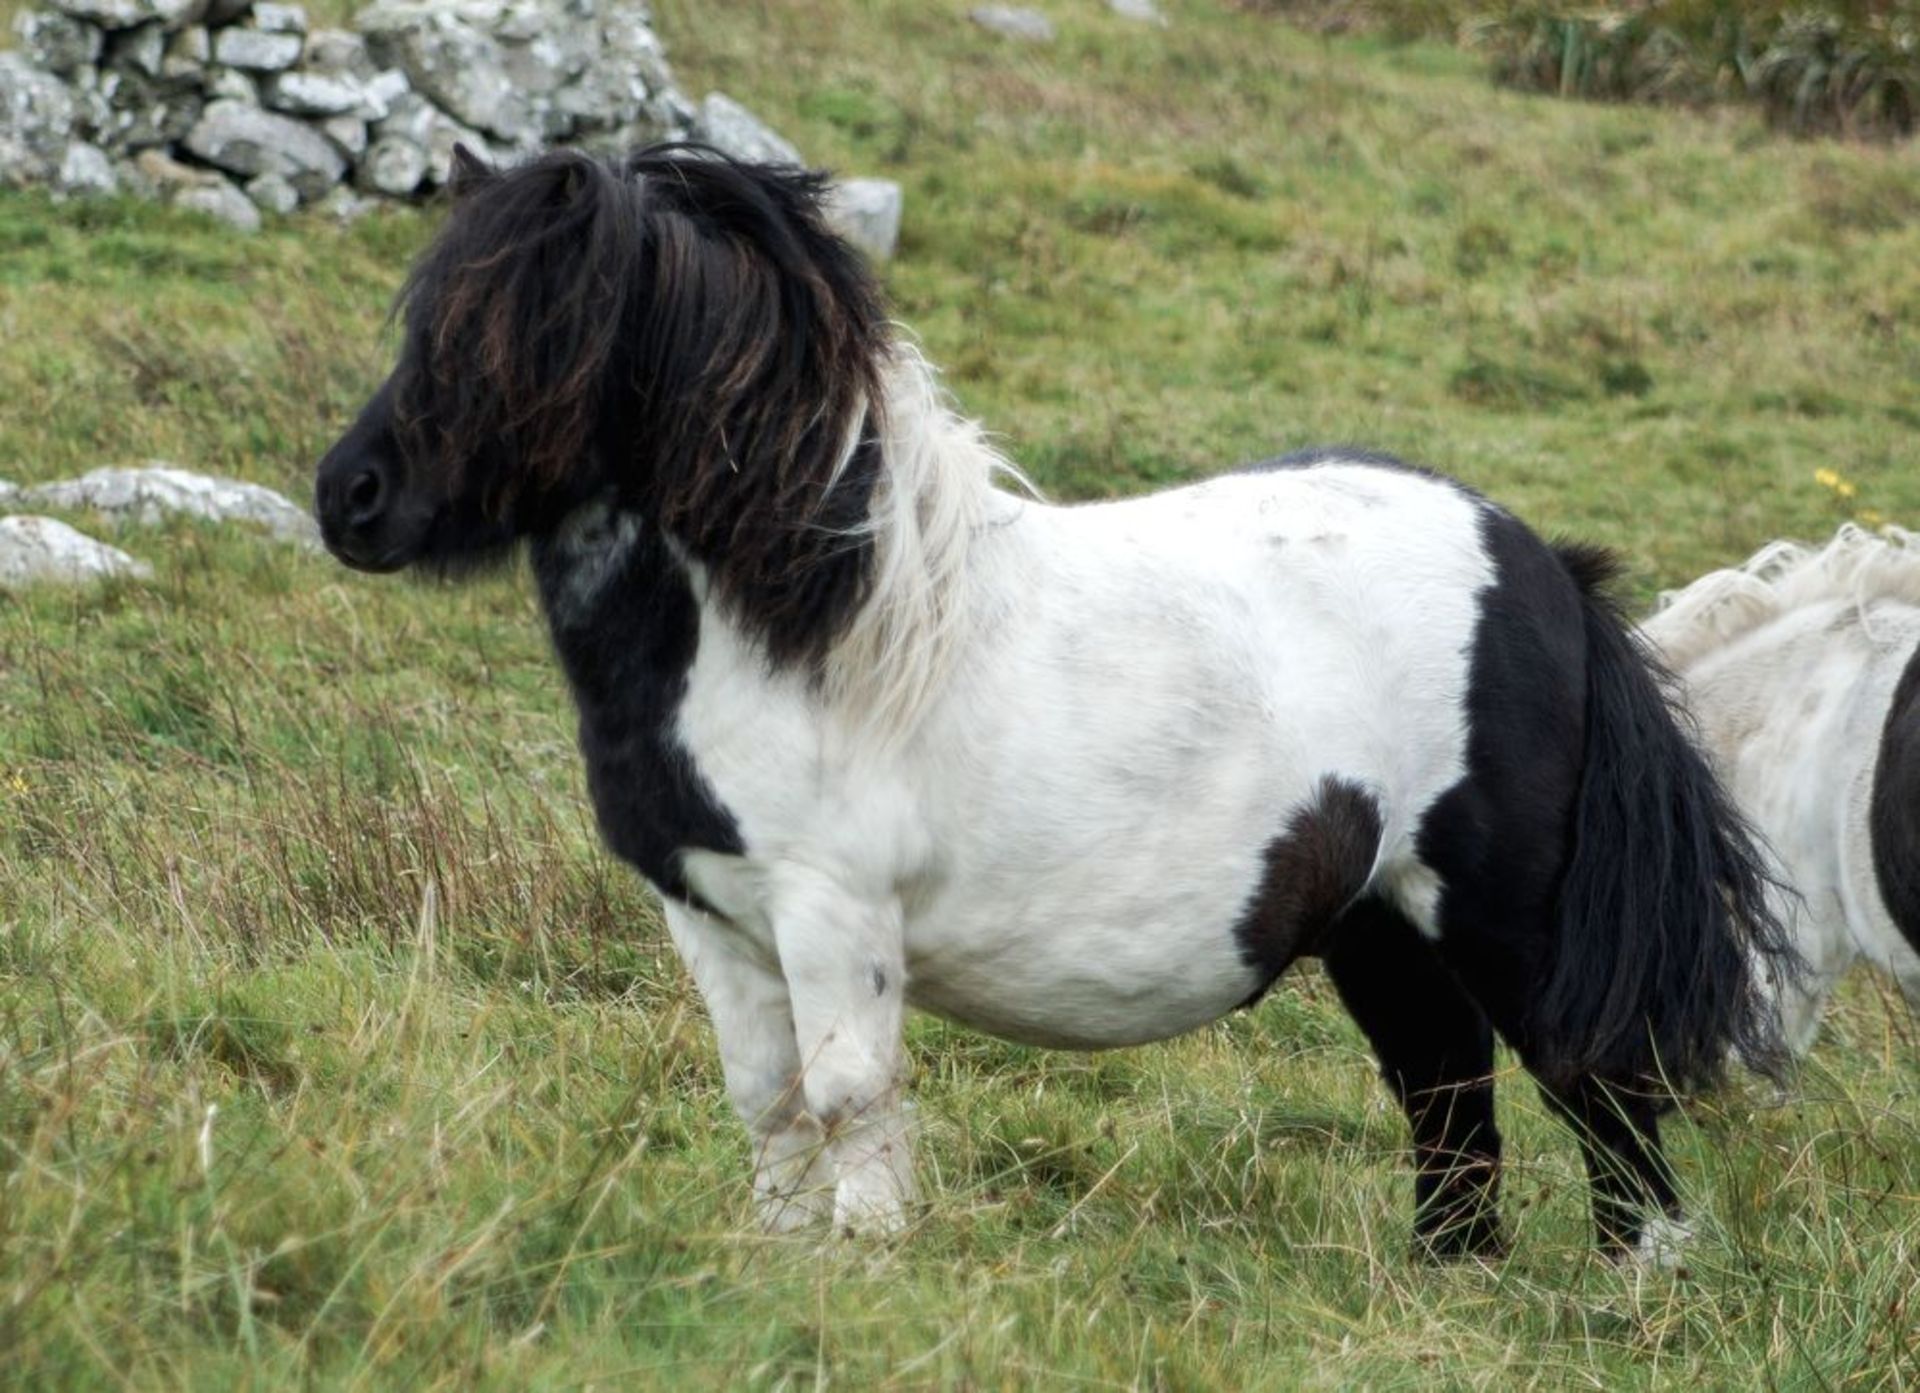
(3, 0, 1920, 1384)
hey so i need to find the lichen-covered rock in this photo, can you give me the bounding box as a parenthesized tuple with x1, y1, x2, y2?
(0, 52, 76, 185)
(370, 89, 490, 184)
(56, 137, 116, 193)
(211, 25, 305, 72)
(259, 69, 364, 115)
(133, 143, 223, 189)
(183, 96, 344, 198)
(824, 177, 902, 261)
(13, 466, 318, 544)
(0, 516, 151, 588)
(94, 72, 205, 152)
(13, 10, 105, 75)
(250, 2, 308, 33)
(320, 112, 365, 156)
(105, 21, 164, 77)
(969, 5, 1055, 41)
(174, 174, 262, 230)
(696, 91, 801, 167)
(302, 28, 374, 79)
(44, 0, 199, 31)
(360, 1, 533, 144)
(203, 65, 259, 103)
(355, 67, 410, 121)
(244, 168, 297, 212)
(160, 24, 210, 80)
(356, 130, 425, 194)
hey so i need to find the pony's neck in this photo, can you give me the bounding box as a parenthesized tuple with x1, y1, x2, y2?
(820, 343, 1022, 743)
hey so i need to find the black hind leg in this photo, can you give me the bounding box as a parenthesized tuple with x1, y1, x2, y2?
(1431, 934, 1683, 1257)
(1322, 901, 1505, 1260)
(1539, 1077, 1680, 1257)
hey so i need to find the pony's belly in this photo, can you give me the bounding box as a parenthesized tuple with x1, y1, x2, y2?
(901, 916, 1266, 1050)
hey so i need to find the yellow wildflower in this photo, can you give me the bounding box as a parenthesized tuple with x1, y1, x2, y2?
(1814, 467, 1841, 489)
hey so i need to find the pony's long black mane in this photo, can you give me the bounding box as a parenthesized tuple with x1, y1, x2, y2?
(393, 143, 893, 667)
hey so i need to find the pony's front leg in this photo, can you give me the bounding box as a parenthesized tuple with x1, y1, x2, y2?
(768, 864, 915, 1234)
(663, 901, 831, 1232)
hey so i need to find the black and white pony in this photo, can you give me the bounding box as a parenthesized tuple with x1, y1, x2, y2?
(1645, 524, 1920, 1054)
(314, 144, 1794, 1264)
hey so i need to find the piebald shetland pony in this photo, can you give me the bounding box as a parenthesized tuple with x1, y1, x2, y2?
(314, 145, 1794, 1263)
(1646, 525, 1920, 1053)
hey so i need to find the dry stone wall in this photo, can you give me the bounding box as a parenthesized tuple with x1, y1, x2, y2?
(0, 0, 902, 256)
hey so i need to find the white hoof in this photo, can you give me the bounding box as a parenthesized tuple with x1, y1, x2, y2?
(1628, 1213, 1695, 1271)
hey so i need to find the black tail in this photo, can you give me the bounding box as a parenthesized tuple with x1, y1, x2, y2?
(1536, 545, 1801, 1093)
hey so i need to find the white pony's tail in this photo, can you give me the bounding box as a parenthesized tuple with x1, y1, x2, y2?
(1644, 523, 1920, 671)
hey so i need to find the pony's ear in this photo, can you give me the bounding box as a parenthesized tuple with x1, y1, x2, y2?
(447, 143, 493, 199)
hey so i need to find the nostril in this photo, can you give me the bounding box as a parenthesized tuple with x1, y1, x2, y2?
(345, 468, 384, 524)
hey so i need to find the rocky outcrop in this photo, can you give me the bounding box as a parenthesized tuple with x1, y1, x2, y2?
(12, 464, 322, 544)
(0, 464, 321, 588)
(0, 515, 152, 586)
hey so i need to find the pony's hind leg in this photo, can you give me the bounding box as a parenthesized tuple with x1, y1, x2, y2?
(1321, 900, 1505, 1260)
(1538, 1076, 1684, 1263)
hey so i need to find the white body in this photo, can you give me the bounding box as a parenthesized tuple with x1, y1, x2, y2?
(1644, 527, 1920, 1054)
(600, 354, 1500, 1230)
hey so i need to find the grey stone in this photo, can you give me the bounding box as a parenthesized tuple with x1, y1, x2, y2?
(315, 184, 374, 223)
(355, 67, 409, 121)
(695, 91, 800, 167)
(94, 73, 203, 151)
(302, 27, 373, 79)
(554, 56, 647, 132)
(824, 177, 902, 261)
(969, 5, 1054, 40)
(1108, 0, 1165, 21)
(500, 31, 588, 99)
(14, 466, 316, 542)
(250, 1, 307, 32)
(372, 90, 489, 184)
(105, 21, 164, 77)
(160, 25, 210, 80)
(0, 53, 76, 186)
(0, 516, 151, 588)
(320, 113, 365, 156)
(211, 26, 304, 71)
(44, 0, 200, 30)
(360, 2, 533, 143)
(244, 168, 297, 212)
(259, 69, 364, 115)
(356, 132, 425, 195)
(175, 175, 262, 230)
(56, 138, 117, 194)
(203, 65, 258, 103)
(133, 144, 222, 189)
(183, 96, 346, 198)
(13, 10, 105, 75)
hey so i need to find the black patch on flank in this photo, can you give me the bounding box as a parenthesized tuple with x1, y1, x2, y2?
(1869, 636, 1920, 955)
(531, 521, 743, 903)
(1234, 775, 1384, 989)
(871, 964, 888, 997)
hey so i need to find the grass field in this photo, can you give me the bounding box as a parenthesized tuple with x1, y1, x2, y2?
(3, 0, 1919, 1385)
